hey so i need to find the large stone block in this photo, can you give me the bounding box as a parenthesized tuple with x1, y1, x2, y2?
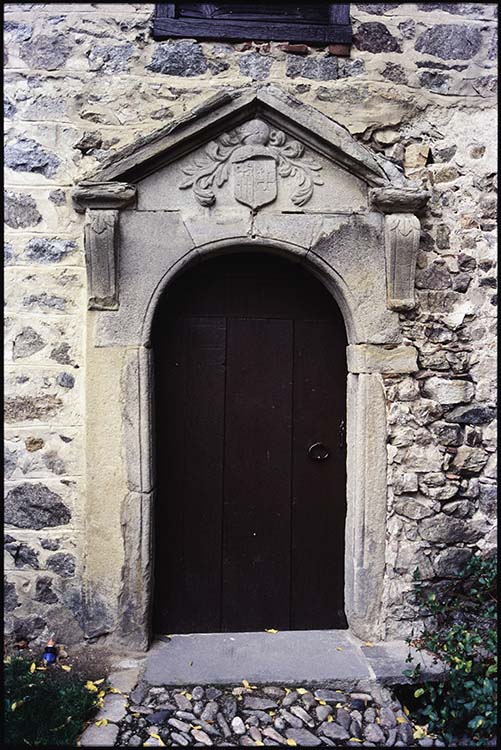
(347, 344, 418, 374)
(422, 376, 475, 405)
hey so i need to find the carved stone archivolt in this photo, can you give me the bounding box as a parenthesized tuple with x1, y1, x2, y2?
(179, 118, 324, 209)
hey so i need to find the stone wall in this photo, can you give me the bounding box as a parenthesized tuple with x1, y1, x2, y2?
(4, 3, 497, 645)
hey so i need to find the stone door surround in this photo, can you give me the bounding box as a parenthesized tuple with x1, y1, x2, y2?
(73, 85, 429, 649)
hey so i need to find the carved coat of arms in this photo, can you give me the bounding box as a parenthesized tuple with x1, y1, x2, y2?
(179, 119, 323, 209)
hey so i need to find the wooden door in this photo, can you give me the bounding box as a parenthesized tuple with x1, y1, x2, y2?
(152, 253, 347, 633)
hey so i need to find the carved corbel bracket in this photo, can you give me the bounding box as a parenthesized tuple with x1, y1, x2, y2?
(370, 186, 430, 311)
(72, 181, 136, 310)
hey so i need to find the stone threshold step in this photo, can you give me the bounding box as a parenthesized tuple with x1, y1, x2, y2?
(144, 630, 444, 689)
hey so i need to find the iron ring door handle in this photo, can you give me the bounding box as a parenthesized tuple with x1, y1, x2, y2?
(308, 442, 330, 461)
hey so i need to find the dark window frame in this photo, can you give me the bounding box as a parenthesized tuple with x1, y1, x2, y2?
(153, 3, 352, 45)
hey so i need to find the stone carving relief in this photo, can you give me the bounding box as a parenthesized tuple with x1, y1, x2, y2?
(384, 213, 421, 311)
(179, 118, 324, 209)
(85, 209, 119, 310)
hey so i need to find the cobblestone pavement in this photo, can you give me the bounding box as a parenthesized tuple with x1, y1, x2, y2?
(80, 671, 447, 747)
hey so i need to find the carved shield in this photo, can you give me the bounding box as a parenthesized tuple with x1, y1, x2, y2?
(232, 152, 277, 210)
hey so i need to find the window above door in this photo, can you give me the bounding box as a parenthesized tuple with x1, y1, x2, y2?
(153, 3, 352, 46)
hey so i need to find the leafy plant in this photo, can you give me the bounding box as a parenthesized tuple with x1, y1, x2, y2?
(401, 554, 497, 746)
(4, 654, 101, 747)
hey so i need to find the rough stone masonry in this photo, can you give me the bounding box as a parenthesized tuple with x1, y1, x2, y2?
(4, 3, 497, 647)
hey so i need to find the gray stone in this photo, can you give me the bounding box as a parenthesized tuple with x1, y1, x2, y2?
(319, 722, 349, 740)
(280, 709, 303, 729)
(80, 722, 119, 746)
(192, 728, 213, 745)
(451, 446, 489, 474)
(290, 705, 314, 727)
(4, 578, 20, 611)
(23, 293, 67, 311)
(313, 689, 343, 703)
(192, 686, 205, 700)
(201, 700, 219, 721)
(419, 514, 482, 543)
(205, 687, 222, 700)
(5, 483, 71, 529)
(282, 690, 298, 707)
(146, 709, 172, 723)
(148, 41, 208, 76)
(445, 405, 496, 425)
(4, 242, 14, 264)
(35, 575, 59, 603)
(12, 615, 46, 641)
(221, 695, 237, 720)
(4, 97, 16, 118)
(349, 718, 362, 738)
(419, 70, 450, 94)
(263, 727, 287, 743)
(393, 498, 434, 520)
(13, 327, 46, 360)
(286, 55, 338, 81)
(5, 137, 59, 178)
(50, 343, 75, 365)
(263, 687, 285, 698)
(422, 377, 474, 405)
(399, 19, 416, 39)
(356, 4, 397, 15)
(170, 732, 189, 746)
(364, 723, 386, 743)
(316, 705, 333, 721)
(415, 261, 452, 290)
(46, 552, 76, 578)
(5, 540, 39, 569)
(174, 693, 192, 711)
(168, 717, 192, 732)
(88, 44, 134, 73)
(381, 62, 407, 84)
(4, 190, 42, 228)
(415, 24, 482, 60)
(285, 727, 322, 746)
(25, 237, 77, 264)
(239, 52, 272, 81)
(19, 34, 71, 70)
(49, 189, 66, 205)
(231, 716, 246, 735)
(41, 538, 60, 551)
(335, 707, 352, 730)
(244, 696, 278, 711)
(4, 20, 33, 41)
(433, 547, 473, 576)
(354, 22, 401, 53)
(56, 372, 75, 389)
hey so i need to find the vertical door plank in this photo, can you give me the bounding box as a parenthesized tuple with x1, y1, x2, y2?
(292, 319, 347, 629)
(154, 317, 226, 633)
(222, 318, 293, 631)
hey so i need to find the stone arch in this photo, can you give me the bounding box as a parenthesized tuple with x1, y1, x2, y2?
(73, 85, 429, 648)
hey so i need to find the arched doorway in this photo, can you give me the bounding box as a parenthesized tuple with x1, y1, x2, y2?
(151, 251, 348, 634)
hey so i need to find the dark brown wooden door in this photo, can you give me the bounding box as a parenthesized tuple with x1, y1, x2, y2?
(152, 253, 347, 634)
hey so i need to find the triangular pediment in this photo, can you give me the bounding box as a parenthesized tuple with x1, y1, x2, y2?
(80, 85, 401, 189)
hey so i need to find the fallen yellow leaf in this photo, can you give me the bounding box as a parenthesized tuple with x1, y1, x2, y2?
(336, 647, 343, 651)
(413, 726, 428, 740)
(94, 678, 105, 685)
(297, 688, 307, 695)
(98, 691, 105, 698)
(327, 715, 333, 723)
(335, 703, 343, 708)
(396, 716, 407, 724)
(192, 725, 202, 730)
(95, 719, 108, 727)
(109, 687, 122, 694)
(265, 629, 279, 634)
(316, 699, 326, 705)
(349, 739, 362, 743)
(364, 641, 374, 647)
(36, 667, 46, 671)
(133, 713, 141, 718)
(185, 693, 192, 700)
(11, 702, 17, 711)
(61, 665, 72, 672)
(286, 740, 297, 747)
(284, 687, 291, 694)
(85, 681, 98, 692)
(256, 743, 264, 747)
(242, 679, 250, 688)
(29, 662, 36, 673)
(403, 705, 410, 716)
(4, 656, 11, 664)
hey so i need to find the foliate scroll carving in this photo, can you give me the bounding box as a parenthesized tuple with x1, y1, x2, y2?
(85, 209, 119, 310)
(384, 213, 421, 311)
(179, 118, 324, 209)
